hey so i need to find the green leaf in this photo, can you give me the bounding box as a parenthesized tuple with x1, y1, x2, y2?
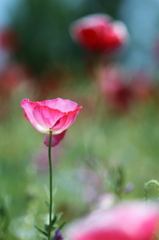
(59, 222, 66, 230)
(35, 225, 48, 237)
(56, 212, 63, 222)
(44, 201, 50, 208)
(51, 215, 57, 225)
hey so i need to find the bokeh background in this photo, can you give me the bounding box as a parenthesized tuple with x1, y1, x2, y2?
(1, 0, 159, 239)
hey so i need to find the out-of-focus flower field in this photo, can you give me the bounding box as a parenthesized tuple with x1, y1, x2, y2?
(1, 68, 159, 239)
(1, 0, 159, 239)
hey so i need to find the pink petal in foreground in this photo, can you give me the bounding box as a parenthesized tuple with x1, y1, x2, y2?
(44, 130, 67, 147)
(21, 98, 82, 134)
(41, 98, 78, 112)
(51, 107, 82, 132)
(33, 105, 65, 130)
(21, 99, 48, 133)
(66, 201, 159, 240)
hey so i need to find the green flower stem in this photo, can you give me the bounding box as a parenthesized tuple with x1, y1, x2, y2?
(144, 180, 159, 201)
(48, 131, 53, 240)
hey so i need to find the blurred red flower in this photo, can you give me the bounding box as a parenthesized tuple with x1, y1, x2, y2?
(98, 66, 154, 112)
(21, 98, 82, 146)
(70, 14, 128, 52)
(132, 71, 154, 101)
(0, 63, 30, 91)
(99, 66, 133, 111)
(0, 28, 18, 51)
(66, 201, 159, 240)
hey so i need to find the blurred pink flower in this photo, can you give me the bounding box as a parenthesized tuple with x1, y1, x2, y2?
(98, 66, 133, 111)
(21, 98, 82, 146)
(66, 201, 159, 240)
(70, 14, 128, 52)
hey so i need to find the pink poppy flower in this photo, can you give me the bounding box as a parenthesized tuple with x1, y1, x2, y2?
(70, 14, 128, 52)
(21, 98, 82, 146)
(66, 201, 159, 240)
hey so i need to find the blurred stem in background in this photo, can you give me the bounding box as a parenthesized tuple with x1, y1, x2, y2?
(144, 180, 159, 201)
